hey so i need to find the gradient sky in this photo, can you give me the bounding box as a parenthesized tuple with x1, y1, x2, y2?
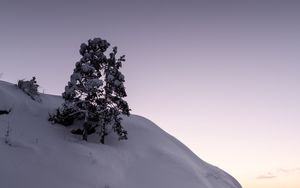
(1, 1, 300, 188)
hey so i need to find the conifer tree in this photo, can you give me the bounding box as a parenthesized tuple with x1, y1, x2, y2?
(49, 38, 130, 143)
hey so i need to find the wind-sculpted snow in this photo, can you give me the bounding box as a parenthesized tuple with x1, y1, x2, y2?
(0, 80, 242, 188)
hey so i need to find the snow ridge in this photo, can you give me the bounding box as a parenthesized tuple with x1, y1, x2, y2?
(0, 80, 242, 188)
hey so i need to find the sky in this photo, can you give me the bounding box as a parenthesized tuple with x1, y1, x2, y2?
(1, 0, 300, 187)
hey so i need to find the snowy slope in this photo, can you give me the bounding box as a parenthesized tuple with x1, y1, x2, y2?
(0, 80, 242, 188)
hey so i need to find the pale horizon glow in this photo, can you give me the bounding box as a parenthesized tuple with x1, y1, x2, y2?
(1, 1, 300, 188)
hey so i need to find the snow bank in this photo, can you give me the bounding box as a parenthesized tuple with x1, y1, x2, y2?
(0, 80, 242, 188)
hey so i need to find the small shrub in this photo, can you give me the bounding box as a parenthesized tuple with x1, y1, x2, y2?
(17, 76, 41, 102)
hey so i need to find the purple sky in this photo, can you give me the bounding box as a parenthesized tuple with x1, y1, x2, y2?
(1, 1, 300, 188)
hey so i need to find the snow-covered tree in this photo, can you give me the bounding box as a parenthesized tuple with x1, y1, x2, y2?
(17, 77, 41, 102)
(49, 38, 130, 143)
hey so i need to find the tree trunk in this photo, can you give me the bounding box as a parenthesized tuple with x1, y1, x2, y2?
(100, 135, 105, 144)
(82, 122, 90, 141)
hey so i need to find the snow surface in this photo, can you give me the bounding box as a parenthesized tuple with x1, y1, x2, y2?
(0, 80, 242, 188)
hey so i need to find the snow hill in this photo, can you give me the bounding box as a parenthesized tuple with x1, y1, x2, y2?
(0, 80, 242, 188)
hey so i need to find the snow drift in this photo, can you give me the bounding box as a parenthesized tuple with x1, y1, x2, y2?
(0, 80, 242, 188)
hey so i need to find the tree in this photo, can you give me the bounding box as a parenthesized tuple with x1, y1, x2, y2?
(49, 37, 130, 144)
